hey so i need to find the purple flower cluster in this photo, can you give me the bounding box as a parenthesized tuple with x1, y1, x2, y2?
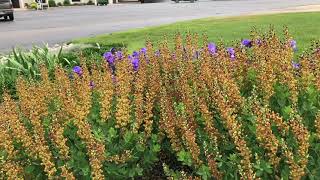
(227, 47, 236, 60)
(72, 65, 95, 89)
(292, 61, 300, 69)
(208, 42, 217, 55)
(155, 50, 161, 57)
(256, 39, 262, 46)
(290, 40, 297, 51)
(73, 66, 83, 76)
(104, 52, 115, 65)
(241, 39, 252, 48)
(140, 47, 147, 55)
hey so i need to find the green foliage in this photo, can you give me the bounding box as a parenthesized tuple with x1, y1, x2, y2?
(63, 0, 71, 6)
(87, 0, 95, 5)
(29, 2, 37, 10)
(97, 0, 107, 5)
(0, 46, 77, 97)
(48, 0, 57, 7)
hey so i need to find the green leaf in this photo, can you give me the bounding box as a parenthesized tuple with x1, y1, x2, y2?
(136, 143, 145, 152)
(25, 165, 35, 174)
(124, 131, 134, 144)
(197, 165, 211, 180)
(177, 150, 193, 166)
(151, 144, 161, 153)
(108, 127, 117, 139)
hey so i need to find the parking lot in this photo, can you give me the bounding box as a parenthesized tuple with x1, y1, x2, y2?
(1, 0, 320, 52)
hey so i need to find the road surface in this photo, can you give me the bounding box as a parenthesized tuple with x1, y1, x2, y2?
(0, 0, 320, 52)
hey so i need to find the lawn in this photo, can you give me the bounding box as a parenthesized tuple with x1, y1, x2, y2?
(74, 12, 320, 52)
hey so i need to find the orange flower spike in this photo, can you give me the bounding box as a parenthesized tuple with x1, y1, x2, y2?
(51, 115, 70, 160)
(203, 142, 222, 180)
(95, 67, 114, 122)
(254, 104, 280, 167)
(179, 115, 202, 166)
(1, 162, 24, 180)
(1, 93, 35, 156)
(175, 33, 184, 60)
(132, 59, 146, 133)
(288, 116, 310, 178)
(159, 86, 182, 152)
(282, 142, 303, 180)
(58, 65, 105, 179)
(213, 90, 255, 179)
(0, 99, 24, 179)
(60, 165, 75, 180)
(16, 78, 57, 178)
(115, 58, 132, 130)
(266, 110, 289, 136)
(143, 41, 160, 138)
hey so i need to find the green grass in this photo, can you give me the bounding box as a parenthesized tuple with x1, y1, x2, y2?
(73, 12, 320, 52)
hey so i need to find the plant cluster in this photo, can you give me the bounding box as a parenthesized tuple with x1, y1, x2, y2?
(48, 0, 57, 7)
(63, 0, 71, 6)
(0, 30, 320, 179)
(0, 44, 123, 97)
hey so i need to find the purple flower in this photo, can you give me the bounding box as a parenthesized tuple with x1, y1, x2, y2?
(256, 39, 262, 46)
(290, 40, 297, 51)
(155, 50, 160, 57)
(131, 57, 139, 71)
(73, 66, 83, 76)
(292, 61, 300, 69)
(227, 47, 236, 60)
(208, 42, 217, 55)
(104, 52, 115, 64)
(89, 81, 95, 89)
(241, 39, 252, 48)
(132, 51, 140, 58)
(116, 51, 123, 59)
(140, 47, 147, 54)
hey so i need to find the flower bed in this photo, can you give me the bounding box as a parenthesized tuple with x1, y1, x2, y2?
(0, 30, 320, 179)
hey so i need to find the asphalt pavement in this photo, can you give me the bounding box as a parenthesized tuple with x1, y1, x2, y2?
(0, 0, 320, 52)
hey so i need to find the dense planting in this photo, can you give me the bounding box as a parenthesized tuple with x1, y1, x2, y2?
(1, 30, 320, 179)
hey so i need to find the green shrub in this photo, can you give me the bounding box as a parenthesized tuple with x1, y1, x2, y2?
(57, 2, 62, 6)
(97, 0, 107, 5)
(24, 3, 29, 8)
(63, 0, 71, 6)
(29, 2, 37, 10)
(87, 0, 95, 5)
(48, 0, 56, 7)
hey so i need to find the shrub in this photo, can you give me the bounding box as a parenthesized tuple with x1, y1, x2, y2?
(97, 0, 107, 5)
(63, 0, 71, 6)
(48, 0, 56, 7)
(24, 3, 29, 8)
(87, 0, 95, 5)
(57, 2, 62, 6)
(29, 2, 38, 9)
(0, 31, 320, 179)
